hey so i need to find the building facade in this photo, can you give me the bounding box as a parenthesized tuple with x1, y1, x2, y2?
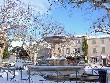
(47, 36, 84, 58)
(87, 36, 110, 65)
(47, 35, 110, 65)
(60, 36, 83, 57)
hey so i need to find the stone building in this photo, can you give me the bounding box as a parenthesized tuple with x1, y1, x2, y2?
(45, 35, 110, 65)
(59, 36, 83, 57)
(44, 36, 84, 64)
(87, 36, 110, 65)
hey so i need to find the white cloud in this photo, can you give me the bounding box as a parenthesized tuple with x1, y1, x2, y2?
(0, 0, 51, 14)
(22, 0, 50, 14)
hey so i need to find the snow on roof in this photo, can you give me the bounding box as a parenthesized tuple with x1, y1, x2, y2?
(45, 34, 110, 39)
(73, 34, 110, 39)
(47, 55, 66, 60)
(87, 35, 110, 39)
(60, 56, 66, 60)
(11, 41, 23, 47)
(74, 35, 87, 37)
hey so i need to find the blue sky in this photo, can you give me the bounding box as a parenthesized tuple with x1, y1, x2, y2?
(20, 0, 107, 36)
(0, 0, 108, 36)
(0, 0, 108, 47)
(48, 1, 108, 36)
(50, 5, 90, 35)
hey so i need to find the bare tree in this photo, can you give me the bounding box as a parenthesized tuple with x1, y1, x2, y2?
(0, 0, 47, 63)
(47, 0, 110, 34)
(42, 20, 65, 37)
(0, 0, 44, 42)
(4, 0, 110, 40)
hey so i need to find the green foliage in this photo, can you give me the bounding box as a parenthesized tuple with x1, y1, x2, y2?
(11, 46, 20, 53)
(19, 47, 29, 58)
(12, 46, 30, 59)
(82, 36, 88, 62)
(3, 47, 10, 59)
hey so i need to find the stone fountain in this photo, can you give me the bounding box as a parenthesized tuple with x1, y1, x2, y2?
(44, 35, 67, 66)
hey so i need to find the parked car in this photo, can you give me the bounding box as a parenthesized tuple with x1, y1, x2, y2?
(77, 61, 85, 66)
(8, 62, 15, 67)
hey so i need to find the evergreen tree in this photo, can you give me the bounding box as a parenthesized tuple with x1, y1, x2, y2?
(3, 46, 10, 59)
(82, 36, 88, 63)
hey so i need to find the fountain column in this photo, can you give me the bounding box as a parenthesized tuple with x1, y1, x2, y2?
(54, 44, 60, 56)
(33, 52, 37, 65)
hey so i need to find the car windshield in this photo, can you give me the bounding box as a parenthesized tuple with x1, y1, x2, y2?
(79, 61, 85, 64)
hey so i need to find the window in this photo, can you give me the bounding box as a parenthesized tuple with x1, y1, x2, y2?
(101, 47, 105, 53)
(73, 48, 80, 54)
(74, 48, 77, 53)
(92, 40, 96, 44)
(58, 48, 61, 53)
(66, 48, 70, 54)
(90, 58, 97, 63)
(77, 48, 80, 53)
(0, 43, 4, 48)
(93, 48, 97, 53)
(77, 40, 81, 44)
(101, 39, 104, 44)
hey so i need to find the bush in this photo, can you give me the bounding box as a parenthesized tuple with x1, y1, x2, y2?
(3, 47, 10, 59)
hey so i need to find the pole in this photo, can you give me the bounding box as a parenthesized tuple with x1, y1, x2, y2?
(7, 67, 9, 81)
(57, 70, 58, 83)
(28, 70, 30, 83)
(75, 52, 76, 65)
(21, 68, 22, 80)
(74, 51, 77, 66)
(14, 69, 15, 78)
(73, 49, 77, 65)
(76, 69, 78, 83)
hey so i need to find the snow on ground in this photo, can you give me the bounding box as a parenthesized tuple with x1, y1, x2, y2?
(0, 70, 83, 83)
(84, 65, 110, 75)
(0, 65, 110, 83)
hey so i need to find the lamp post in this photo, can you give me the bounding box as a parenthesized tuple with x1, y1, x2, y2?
(73, 50, 78, 65)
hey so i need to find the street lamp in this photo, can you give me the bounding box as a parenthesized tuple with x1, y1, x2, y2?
(73, 50, 78, 65)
